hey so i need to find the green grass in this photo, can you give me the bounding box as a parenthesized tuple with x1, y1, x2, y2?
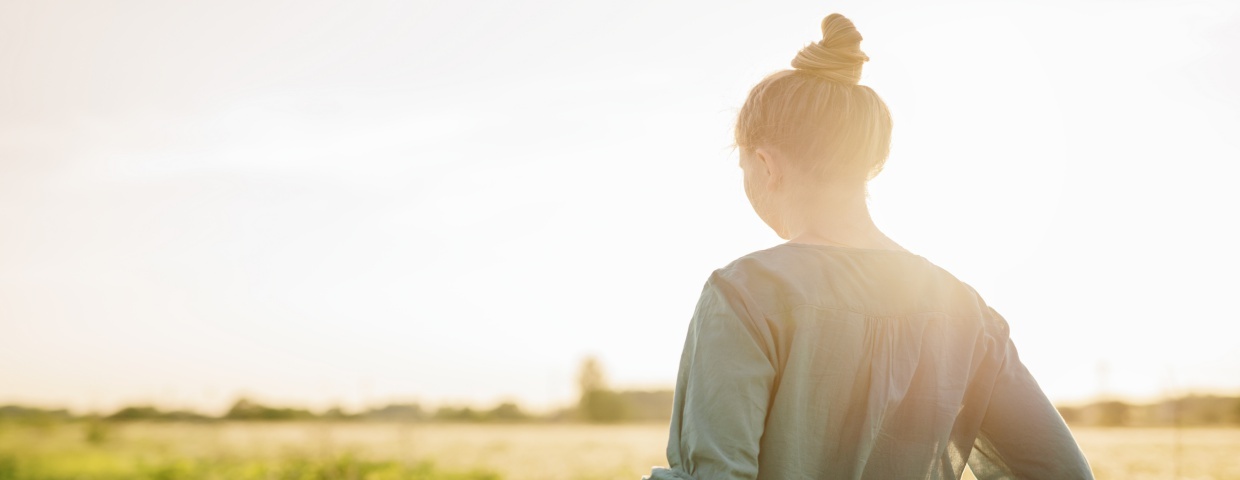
(0, 421, 499, 480)
(0, 451, 498, 480)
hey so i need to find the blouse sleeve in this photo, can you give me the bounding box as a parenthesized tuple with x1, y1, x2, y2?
(644, 274, 777, 480)
(967, 333, 1095, 480)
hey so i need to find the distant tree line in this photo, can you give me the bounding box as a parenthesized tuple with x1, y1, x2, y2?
(0, 391, 671, 424)
(10, 393, 1238, 426)
(0, 357, 677, 425)
(5, 356, 1233, 427)
(0, 398, 531, 424)
(575, 356, 673, 423)
(1057, 394, 1240, 427)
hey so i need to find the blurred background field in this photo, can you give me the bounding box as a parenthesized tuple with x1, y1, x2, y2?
(3, 358, 1240, 479)
(2, 420, 1239, 480)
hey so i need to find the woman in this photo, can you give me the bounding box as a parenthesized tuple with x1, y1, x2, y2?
(644, 13, 1093, 480)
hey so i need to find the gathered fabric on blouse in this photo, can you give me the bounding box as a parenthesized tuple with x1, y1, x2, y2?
(643, 243, 1093, 480)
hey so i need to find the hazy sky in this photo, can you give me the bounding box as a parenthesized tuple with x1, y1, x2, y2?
(2, 0, 1238, 415)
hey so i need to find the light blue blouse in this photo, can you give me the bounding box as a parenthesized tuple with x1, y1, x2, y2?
(644, 243, 1093, 480)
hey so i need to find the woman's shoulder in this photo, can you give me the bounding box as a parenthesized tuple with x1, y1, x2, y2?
(708, 243, 997, 319)
(711, 242, 926, 287)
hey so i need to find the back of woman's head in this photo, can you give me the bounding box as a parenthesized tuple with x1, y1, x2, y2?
(735, 13, 892, 182)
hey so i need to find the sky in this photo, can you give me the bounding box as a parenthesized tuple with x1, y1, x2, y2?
(1, 0, 1238, 415)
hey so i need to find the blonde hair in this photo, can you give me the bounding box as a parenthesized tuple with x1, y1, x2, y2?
(734, 13, 893, 182)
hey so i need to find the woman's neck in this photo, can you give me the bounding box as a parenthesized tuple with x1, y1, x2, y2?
(781, 181, 906, 252)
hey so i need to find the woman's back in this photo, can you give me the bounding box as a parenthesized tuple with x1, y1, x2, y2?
(645, 11, 1092, 479)
(646, 243, 1092, 479)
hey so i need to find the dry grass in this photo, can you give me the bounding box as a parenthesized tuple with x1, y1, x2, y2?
(2, 421, 1238, 479)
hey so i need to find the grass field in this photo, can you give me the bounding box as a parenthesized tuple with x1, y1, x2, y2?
(2, 421, 1238, 479)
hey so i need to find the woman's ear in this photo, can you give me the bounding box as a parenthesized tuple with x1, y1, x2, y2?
(754, 147, 781, 188)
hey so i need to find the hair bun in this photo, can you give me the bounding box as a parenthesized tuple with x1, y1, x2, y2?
(791, 13, 869, 85)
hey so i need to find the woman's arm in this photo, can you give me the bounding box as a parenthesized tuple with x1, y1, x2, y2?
(968, 335, 1094, 480)
(644, 274, 777, 480)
